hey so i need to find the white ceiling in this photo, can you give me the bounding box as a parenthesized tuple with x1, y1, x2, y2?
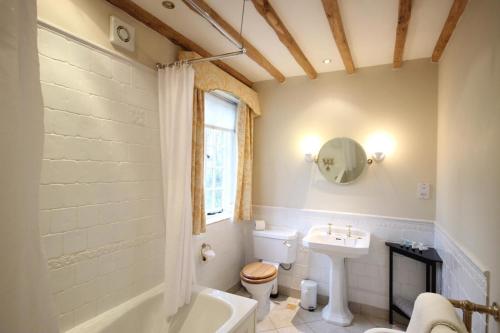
(132, 0, 453, 82)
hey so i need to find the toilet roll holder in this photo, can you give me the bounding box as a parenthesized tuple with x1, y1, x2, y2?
(201, 243, 213, 261)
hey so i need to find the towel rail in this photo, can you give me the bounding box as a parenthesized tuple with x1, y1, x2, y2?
(448, 299, 499, 332)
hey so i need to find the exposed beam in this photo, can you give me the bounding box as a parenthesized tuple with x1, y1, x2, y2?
(105, 0, 253, 87)
(184, 0, 285, 83)
(393, 0, 412, 68)
(321, 0, 355, 74)
(251, 0, 317, 79)
(432, 0, 468, 62)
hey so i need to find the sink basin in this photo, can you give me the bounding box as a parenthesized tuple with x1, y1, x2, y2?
(302, 225, 370, 258)
(303, 225, 371, 327)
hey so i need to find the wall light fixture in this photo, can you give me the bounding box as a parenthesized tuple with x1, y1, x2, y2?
(301, 135, 321, 162)
(365, 132, 395, 164)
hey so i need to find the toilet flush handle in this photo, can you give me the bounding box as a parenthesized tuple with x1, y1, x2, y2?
(283, 240, 292, 248)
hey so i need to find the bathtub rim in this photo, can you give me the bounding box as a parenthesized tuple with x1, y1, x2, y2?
(65, 284, 257, 333)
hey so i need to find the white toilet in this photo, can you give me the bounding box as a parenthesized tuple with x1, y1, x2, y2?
(240, 227, 298, 321)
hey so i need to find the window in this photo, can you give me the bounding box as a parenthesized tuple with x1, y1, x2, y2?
(204, 91, 238, 223)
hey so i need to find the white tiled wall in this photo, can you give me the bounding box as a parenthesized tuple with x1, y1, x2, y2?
(193, 219, 246, 291)
(249, 205, 435, 311)
(37, 26, 164, 331)
(435, 225, 488, 333)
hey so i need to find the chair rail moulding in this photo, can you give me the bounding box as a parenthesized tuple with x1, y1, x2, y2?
(178, 51, 261, 116)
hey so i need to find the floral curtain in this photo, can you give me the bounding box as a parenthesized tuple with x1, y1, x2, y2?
(234, 102, 254, 221)
(192, 88, 206, 235)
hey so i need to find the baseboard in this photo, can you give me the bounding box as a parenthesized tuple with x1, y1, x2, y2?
(278, 285, 390, 320)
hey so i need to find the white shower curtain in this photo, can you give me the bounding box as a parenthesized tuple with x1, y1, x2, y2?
(0, 1, 59, 332)
(158, 64, 196, 318)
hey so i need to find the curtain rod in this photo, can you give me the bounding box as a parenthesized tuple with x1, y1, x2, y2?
(182, 0, 243, 50)
(156, 0, 247, 70)
(155, 49, 246, 69)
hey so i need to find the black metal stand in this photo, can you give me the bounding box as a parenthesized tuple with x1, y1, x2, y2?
(386, 242, 442, 324)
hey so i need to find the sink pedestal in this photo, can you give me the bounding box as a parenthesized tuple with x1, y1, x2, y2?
(322, 255, 353, 326)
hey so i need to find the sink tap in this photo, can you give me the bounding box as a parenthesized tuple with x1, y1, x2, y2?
(328, 223, 333, 235)
(347, 225, 352, 238)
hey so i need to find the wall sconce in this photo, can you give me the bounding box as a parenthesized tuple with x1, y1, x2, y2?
(301, 135, 321, 162)
(365, 132, 395, 164)
(368, 151, 385, 164)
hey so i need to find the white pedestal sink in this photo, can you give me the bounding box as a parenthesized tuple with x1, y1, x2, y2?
(303, 225, 370, 326)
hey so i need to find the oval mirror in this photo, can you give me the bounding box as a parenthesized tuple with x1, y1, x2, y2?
(317, 137, 367, 184)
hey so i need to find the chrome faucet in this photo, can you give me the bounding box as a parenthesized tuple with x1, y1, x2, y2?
(328, 223, 333, 235)
(347, 225, 352, 238)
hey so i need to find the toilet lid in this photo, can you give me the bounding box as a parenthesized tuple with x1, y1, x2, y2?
(241, 262, 277, 282)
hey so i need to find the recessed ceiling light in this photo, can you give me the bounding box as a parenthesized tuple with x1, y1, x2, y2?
(162, 1, 175, 9)
(322, 59, 332, 64)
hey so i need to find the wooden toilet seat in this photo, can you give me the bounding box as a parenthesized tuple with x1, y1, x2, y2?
(240, 262, 277, 284)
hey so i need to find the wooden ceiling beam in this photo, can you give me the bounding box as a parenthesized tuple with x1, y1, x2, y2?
(105, 0, 253, 87)
(393, 0, 412, 68)
(185, 0, 285, 83)
(432, 0, 468, 62)
(321, 0, 355, 74)
(251, 0, 317, 79)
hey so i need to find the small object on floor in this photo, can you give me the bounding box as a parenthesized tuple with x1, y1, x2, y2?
(287, 303, 298, 310)
(300, 279, 318, 311)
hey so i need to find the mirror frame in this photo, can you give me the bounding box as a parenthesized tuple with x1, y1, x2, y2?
(315, 137, 368, 185)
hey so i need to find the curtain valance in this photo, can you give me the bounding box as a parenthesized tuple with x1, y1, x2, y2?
(178, 51, 261, 116)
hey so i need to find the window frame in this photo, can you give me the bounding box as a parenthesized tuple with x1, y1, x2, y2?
(203, 91, 238, 225)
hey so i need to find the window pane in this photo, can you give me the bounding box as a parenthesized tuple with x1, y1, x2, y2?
(215, 168, 223, 187)
(205, 167, 214, 188)
(206, 190, 214, 212)
(215, 134, 224, 167)
(214, 190, 223, 210)
(205, 92, 237, 130)
(203, 92, 237, 220)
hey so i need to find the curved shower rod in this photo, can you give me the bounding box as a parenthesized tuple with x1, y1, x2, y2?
(156, 0, 247, 69)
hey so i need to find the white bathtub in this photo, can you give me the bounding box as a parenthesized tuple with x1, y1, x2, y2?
(67, 285, 257, 333)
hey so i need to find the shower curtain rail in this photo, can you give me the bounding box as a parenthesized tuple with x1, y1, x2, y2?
(156, 0, 247, 70)
(182, 0, 243, 50)
(155, 49, 246, 69)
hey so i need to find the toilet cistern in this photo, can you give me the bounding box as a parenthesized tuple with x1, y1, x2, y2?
(303, 225, 370, 326)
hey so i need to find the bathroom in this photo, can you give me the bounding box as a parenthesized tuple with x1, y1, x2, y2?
(1, 0, 499, 332)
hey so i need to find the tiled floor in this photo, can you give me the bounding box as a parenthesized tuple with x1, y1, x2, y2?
(233, 288, 405, 333)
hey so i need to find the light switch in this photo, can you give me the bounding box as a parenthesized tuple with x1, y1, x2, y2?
(417, 182, 431, 200)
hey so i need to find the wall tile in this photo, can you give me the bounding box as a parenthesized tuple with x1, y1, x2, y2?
(38, 27, 163, 332)
(90, 51, 112, 78)
(434, 225, 488, 333)
(66, 41, 92, 70)
(252, 205, 434, 310)
(63, 230, 87, 254)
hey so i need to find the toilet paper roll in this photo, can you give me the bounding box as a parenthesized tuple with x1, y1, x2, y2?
(202, 249, 216, 261)
(255, 219, 266, 230)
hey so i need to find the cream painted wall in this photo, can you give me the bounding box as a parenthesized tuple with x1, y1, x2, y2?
(436, 0, 500, 332)
(37, 0, 178, 68)
(253, 59, 438, 220)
